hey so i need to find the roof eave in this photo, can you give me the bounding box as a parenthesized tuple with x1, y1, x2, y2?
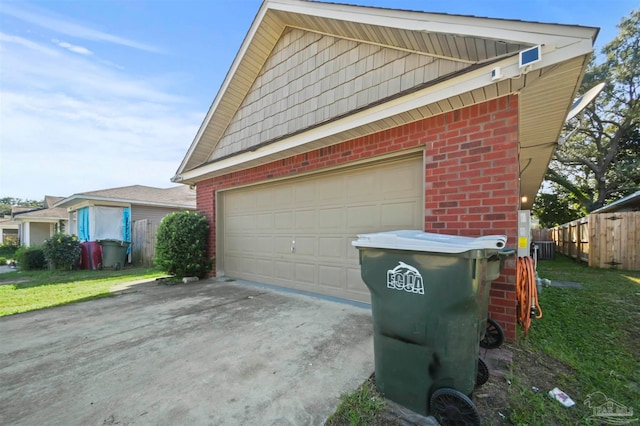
(174, 0, 598, 180)
(55, 195, 195, 210)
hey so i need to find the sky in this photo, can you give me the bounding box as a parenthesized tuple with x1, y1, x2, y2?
(0, 0, 638, 201)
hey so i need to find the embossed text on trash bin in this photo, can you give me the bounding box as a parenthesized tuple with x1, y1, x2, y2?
(387, 261, 424, 295)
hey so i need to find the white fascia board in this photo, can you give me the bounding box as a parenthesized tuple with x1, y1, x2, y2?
(175, 2, 273, 176)
(269, 0, 596, 48)
(13, 217, 63, 223)
(177, 38, 592, 184)
(58, 196, 193, 211)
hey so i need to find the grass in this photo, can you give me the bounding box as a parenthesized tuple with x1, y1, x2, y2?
(0, 267, 166, 316)
(325, 255, 640, 425)
(325, 378, 384, 426)
(508, 255, 640, 425)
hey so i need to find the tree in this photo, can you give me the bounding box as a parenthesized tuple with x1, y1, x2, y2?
(0, 197, 43, 217)
(540, 10, 640, 214)
(532, 188, 586, 228)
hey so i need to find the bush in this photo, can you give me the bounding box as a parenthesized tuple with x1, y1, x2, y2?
(15, 245, 47, 270)
(43, 233, 81, 270)
(0, 242, 18, 258)
(155, 211, 211, 279)
(0, 256, 6, 265)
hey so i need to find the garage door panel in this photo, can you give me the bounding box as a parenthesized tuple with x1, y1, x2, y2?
(347, 205, 379, 232)
(318, 237, 344, 259)
(275, 261, 294, 280)
(251, 258, 275, 277)
(275, 236, 295, 255)
(255, 190, 274, 212)
(381, 164, 423, 199)
(294, 180, 317, 203)
(252, 236, 274, 256)
(226, 214, 256, 231)
(275, 212, 293, 229)
(226, 191, 254, 213)
(318, 208, 346, 230)
(256, 213, 275, 230)
(294, 236, 317, 256)
(295, 263, 317, 284)
(381, 201, 420, 228)
(319, 265, 346, 288)
(225, 235, 255, 253)
(346, 173, 377, 201)
(317, 175, 346, 202)
(222, 156, 423, 303)
(274, 186, 294, 207)
(294, 210, 317, 232)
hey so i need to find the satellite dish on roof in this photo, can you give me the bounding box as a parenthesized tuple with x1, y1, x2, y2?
(566, 82, 606, 122)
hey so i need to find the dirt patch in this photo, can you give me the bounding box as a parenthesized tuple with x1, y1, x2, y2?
(356, 342, 577, 425)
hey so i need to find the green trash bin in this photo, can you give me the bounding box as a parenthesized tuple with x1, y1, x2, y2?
(98, 240, 130, 269)
(352, 230, 511, 423)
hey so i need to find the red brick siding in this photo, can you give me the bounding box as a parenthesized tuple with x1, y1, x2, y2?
(196, 94, 520, 340)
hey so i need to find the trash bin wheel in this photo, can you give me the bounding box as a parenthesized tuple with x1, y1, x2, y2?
(476, 357, 489, 387)
(480, 317, 504, 349)
(430, 388, 480, 426)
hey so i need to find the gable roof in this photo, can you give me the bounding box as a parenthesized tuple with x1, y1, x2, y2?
(12, 207, 68, 221)
(174, 0, 598, 209)
(55, 185, 196, 209)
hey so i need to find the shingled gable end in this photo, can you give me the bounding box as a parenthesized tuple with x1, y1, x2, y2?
(173, 0, 598, 340)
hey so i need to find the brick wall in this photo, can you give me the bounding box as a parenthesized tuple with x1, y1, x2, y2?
(196, 94, 520, 339)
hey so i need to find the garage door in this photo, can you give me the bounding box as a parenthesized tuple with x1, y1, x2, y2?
(221, 156, 424, 303)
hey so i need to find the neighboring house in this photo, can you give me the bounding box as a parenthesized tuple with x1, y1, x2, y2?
(172, 0, 597, 339)
(54, 185, 196, 264)
(590, 190, 640, 214)
(0, 216, 19, 245)
(12, 196, 68, 247)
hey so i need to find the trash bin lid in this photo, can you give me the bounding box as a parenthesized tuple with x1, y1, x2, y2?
(352, 230, 506, 253)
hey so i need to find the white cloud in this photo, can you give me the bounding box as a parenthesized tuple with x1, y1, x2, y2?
(0, 2, 162, 53)
(0, 32, 59, 56)
(0, 28, 201, 199)
(53, 39, 93, 56)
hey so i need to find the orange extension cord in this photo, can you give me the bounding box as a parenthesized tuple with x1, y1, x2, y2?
(516, 256, 543, 336)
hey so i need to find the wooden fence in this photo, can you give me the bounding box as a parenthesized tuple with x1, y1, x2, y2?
(132, 219, 159, 267)
(550, 212, 639, 270)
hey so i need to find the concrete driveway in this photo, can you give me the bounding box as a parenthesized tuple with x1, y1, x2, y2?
(0, 279, 374, 425)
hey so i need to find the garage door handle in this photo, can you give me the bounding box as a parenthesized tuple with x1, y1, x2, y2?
(291, 240, 296, 253)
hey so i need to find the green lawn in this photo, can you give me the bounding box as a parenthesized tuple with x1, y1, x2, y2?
(508, 255, 640, 425)
(326, 255, 640, 425)
(0, 267, 166, 316)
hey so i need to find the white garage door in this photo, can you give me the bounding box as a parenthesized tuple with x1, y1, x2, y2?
(221, 156, 424, 303)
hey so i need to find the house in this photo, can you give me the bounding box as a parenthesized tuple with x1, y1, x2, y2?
(172, 0, 598, 339)
(55, 185, 196, 265)
(590, 190, 640, 214)
(0, 216, 19, 245)
(11, 196, 68, 247)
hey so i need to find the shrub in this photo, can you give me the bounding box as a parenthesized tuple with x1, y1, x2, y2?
(43, 233, 81, 270)
(15, 245, 47, 270)
(0, 242, 18, 258)
(155, 211, 211, 279)
(0, 256, 6, 265)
